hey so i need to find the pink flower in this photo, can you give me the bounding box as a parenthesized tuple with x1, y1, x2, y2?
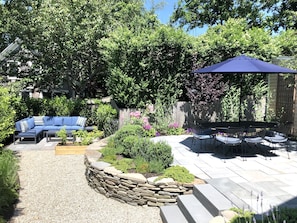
(142, 117, 149, 124)
(130, 111, 141, 118)
(143, 124, 152, 130)
(169, 122, 179, 128)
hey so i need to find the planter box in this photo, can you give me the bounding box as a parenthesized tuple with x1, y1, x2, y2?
(55, 144, 87, 155)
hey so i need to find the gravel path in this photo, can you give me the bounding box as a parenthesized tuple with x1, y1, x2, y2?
(9, 150, 162, 223)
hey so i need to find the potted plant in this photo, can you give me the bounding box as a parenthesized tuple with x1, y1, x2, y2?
(72, 128, 103, 146)
(56, 127, 67, 145)
(55, 127, 103, 155)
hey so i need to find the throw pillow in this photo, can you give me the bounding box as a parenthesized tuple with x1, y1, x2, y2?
(20, 121, 29, 132)
(76, 117, 86, 127)
(33, 116, 44, 126)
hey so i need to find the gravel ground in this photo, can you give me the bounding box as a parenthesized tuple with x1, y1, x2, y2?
(9, 150, 162, 223)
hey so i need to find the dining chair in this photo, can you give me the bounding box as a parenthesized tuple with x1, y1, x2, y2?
(214, 127, 243, 161)
(243, 126, 265, 160)
(192, 128, 213, 155)
(263, 130, 289, 159)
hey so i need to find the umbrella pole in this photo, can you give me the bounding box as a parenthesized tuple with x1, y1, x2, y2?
(239, 74, 243, 122)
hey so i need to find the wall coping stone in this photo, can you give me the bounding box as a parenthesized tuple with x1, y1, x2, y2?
(104, 166, 123, 175)
(118, 173, 147, 184)
(91, 161, 110, 170)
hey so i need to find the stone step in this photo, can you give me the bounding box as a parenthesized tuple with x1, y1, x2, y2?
(193, 184, 233, 216)
(207, 178, 249, 210)
(160, 205, 188, 223)
(177, 194, 213, 223)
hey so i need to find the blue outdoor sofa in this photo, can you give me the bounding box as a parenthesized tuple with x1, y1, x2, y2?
(14, 116, 87, 144)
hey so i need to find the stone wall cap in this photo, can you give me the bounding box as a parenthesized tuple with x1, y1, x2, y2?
(119, 173, 147, 184)
(104, 166, 123, 175)
(154, 177, 175, 185)
(147, 176, 159, 184)
(91, 161, 111, 170)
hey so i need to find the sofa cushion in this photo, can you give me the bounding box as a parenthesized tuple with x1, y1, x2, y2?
(64, 126, 84, 131)
(43, 116, 55, 125)
(27, 118, 35, 129)
(76, 117, 86, 127)
(42, 126, 62, 131)
(63, 117, 77, 126)
(33, 116, 44, 126)
(54, 117, 64, 126)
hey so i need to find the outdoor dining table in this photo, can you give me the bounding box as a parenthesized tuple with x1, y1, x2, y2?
(195, 121, 278, 161)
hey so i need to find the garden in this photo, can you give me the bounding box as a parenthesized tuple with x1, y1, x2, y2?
(1, 0, 297, 222)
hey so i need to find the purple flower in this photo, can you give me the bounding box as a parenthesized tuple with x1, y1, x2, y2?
(186, 128, 193, 133)
(155, 132, 161, 136)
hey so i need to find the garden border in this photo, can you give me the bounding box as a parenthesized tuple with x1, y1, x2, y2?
(84, 150, 204, 206)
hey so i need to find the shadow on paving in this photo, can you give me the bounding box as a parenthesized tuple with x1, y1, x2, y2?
(179, 135, 288, 161)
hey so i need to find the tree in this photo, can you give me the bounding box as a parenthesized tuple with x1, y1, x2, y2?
(264, 0, 297, 31)
(13, 0, 147, 98)
(100, 24, 195, 108)
(171, 0, 297, 32)
(170, 0, 266, 30)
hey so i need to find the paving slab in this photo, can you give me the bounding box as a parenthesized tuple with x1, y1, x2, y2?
(155, 135, 297, 214)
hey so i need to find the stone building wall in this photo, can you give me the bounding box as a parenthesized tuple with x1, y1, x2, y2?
(84, 153, 198, 207)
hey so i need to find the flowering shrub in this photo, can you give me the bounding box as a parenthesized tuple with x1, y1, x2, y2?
(128, 111, 186, 136)
(129, 111, 157, 136)
(167, 122, 185, 135)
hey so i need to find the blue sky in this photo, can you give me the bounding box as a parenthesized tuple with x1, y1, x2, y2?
(144, 0, 207, 36)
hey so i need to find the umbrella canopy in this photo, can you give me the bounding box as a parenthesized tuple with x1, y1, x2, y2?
(192, 55, 297, 122)
(193, 55, 297, 74)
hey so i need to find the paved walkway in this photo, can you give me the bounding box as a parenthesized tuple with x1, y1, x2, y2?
(8, 134, 297, 218)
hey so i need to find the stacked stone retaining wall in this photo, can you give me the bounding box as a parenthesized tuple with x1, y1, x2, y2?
(84, 152, 199, 207)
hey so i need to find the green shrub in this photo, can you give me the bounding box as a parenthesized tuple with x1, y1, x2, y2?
(0, 150, 19, 220)
(134, 156, 150, 173)
(167, 127, 185, 135)
(113, 158, 134, 173)
(229, 207, 297, 223)
(113, 124, 145, 147)
(49, 95, 75, 116)
(103, 119, 118, 137)
(143, 127, 157, 137)
(262, 207, 297, 223)
(0, 87, 16, 147)
(149, 160, 165, 173)
(144, 141, 173, 169)
(229, 208, 254, 223)
(121, 135, 142, 158)
(95, 103, 117, 130)
(160, 166, 194, 183)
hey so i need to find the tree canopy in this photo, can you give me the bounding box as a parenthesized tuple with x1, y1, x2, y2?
(171, 0, 297, 32)
(0, 0, 296, 116)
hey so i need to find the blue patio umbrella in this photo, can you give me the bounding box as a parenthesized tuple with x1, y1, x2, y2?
(194, 55, 297, 74)
(193, 55, 297, 121)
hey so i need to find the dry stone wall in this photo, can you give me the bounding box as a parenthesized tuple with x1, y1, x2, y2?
(84, 153, 196, 207)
